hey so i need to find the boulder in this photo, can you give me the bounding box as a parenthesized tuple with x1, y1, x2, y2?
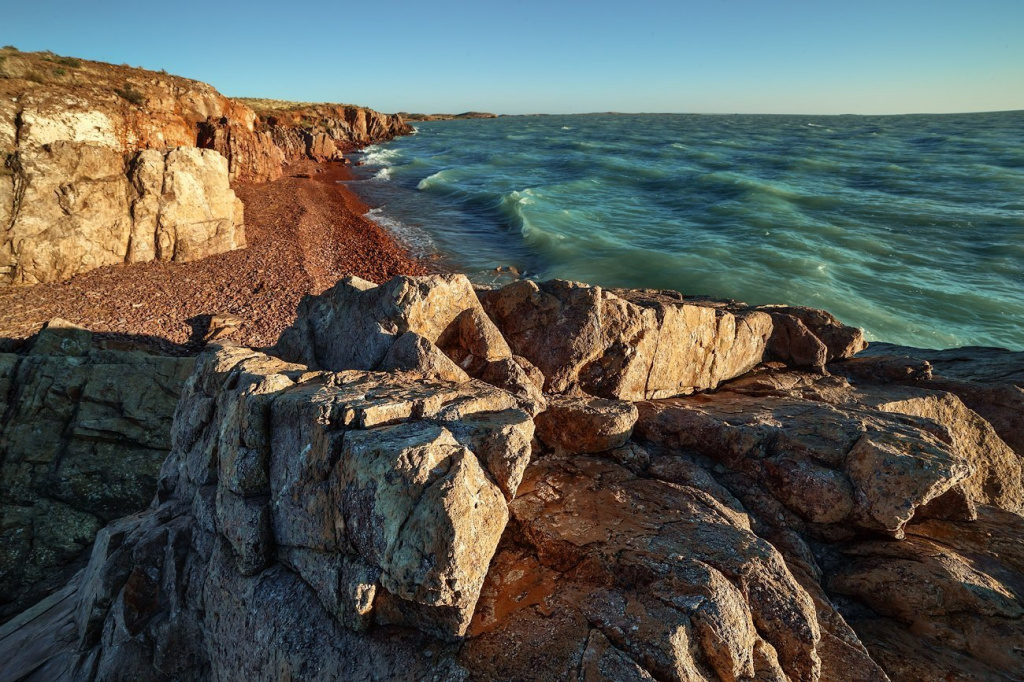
(277, 275, 547, 413)
(380, 332, 470, 384)
(277, 274, 483, 371)
(760, 305, 868, 368)
(479, 280, 781, 400)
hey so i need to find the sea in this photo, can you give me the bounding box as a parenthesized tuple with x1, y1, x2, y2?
(347, 111, 1024, 350)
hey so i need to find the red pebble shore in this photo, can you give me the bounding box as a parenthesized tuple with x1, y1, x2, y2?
(0, 160, 429, 354)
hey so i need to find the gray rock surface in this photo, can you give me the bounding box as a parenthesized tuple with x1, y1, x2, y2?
(0, 320, 193, 621)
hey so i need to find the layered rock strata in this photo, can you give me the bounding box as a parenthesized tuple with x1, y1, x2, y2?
(0, 50, 410, 284)
(0, 320, 193, 620)
(2, 276, 1022, 682)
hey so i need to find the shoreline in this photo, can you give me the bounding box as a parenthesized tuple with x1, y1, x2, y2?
(0, 158, 428, 354)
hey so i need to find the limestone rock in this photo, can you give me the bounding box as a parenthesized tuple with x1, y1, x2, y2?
(1, 142, 244, 284)
(826, 507, 1024, 681)
(0, 52, 412, 284)
(277, 274, 547, 413)
(634, 391, 972, 537)
(252, 102, 413, 162)
(851, 342, 1024, 461)
(437, 307, 513, 375)
(466, 456, 827, 682)
(441, 409, 535, 501)
(3, 271, 1023, 682)
(127, 147, 245, 264)
(534, 396, 638, 456)
(277, 274, 484, 371)
(49, 341, 526, 676)
(196, 116, 284, 183)
(759, 305, 867, 368)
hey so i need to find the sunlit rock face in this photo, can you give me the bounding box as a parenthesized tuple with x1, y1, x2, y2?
(6, 275, 1022, 682)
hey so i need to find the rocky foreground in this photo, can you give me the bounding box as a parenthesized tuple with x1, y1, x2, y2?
(1, 275, 1021, 681)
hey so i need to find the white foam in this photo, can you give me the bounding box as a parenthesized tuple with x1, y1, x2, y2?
(362, 145, 401, 166)
(373, 167, 392, 181)
(364, 207, 436, 255)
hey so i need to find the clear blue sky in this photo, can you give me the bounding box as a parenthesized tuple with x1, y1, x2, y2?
(4, 0, 1023, 115)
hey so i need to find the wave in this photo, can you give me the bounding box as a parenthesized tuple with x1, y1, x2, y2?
(362, 146, 401, 166)
(364, 208, 435, 255)
(373, 167, 391, 181)
(417, 169, 456, 191)
(344, 112, 1024, 349)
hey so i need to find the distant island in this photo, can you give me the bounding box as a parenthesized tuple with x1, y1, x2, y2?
(398, 111, 498, 121)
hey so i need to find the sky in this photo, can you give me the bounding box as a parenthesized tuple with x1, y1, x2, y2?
(3, 0, 1023, 115)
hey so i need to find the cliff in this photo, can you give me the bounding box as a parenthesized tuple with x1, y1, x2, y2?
(2, 275, 1020, 681)
(236, 99, 412, 163)
(0, 49, 410, 285)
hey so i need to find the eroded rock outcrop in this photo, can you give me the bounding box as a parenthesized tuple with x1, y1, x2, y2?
(2, 276, 1022, 682)
(478, 281, 864, 400)
(0, 320, 193, 621)
(0, 49, 411, 284)
(240, 100, 412, 163)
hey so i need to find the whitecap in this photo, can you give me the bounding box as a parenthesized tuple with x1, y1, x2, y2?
(417, 170, 451, 190)
(362, 145, 401, 166)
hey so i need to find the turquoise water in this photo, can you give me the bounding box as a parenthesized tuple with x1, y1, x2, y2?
(349, 112, 1024, 350)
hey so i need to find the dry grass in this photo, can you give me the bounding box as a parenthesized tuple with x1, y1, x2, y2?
(235, 97, 354, 115)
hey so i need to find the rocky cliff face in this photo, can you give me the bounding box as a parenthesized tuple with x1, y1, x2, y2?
(5, 276, 1019, 681)
(236, 99, 412, 163)
(0, 320, 193, 621)
(0, 49, 410, 285)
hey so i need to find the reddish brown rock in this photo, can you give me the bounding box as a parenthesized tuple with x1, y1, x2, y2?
(534, 396, 638, 456)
